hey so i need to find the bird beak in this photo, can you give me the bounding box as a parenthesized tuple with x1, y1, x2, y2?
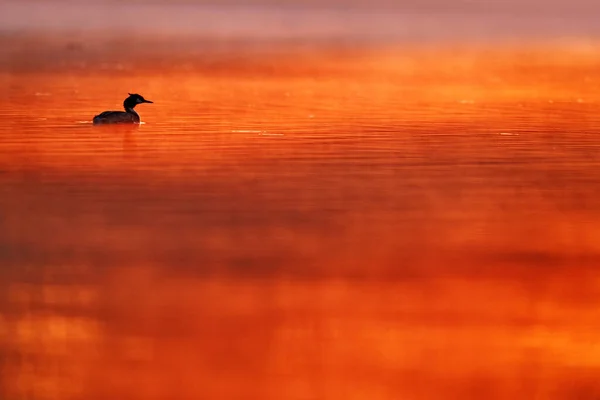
(143, 100, 154, 104)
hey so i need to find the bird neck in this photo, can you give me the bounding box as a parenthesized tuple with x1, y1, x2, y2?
(125, 107, 139, 116)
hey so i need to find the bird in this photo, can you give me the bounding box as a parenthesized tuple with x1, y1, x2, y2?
(93, 93, 153, 125)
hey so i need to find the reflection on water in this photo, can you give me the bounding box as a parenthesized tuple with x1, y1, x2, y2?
(2, 41, 600, 399)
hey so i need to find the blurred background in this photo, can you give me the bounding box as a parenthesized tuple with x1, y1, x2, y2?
(2, 0, 600, 42)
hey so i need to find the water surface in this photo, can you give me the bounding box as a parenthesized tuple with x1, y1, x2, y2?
(2, 41, 600, 399)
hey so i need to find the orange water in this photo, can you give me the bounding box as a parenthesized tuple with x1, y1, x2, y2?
(2, 42, 600, 399)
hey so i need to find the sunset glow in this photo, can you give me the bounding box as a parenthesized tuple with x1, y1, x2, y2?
(2, 2, 600, 399)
